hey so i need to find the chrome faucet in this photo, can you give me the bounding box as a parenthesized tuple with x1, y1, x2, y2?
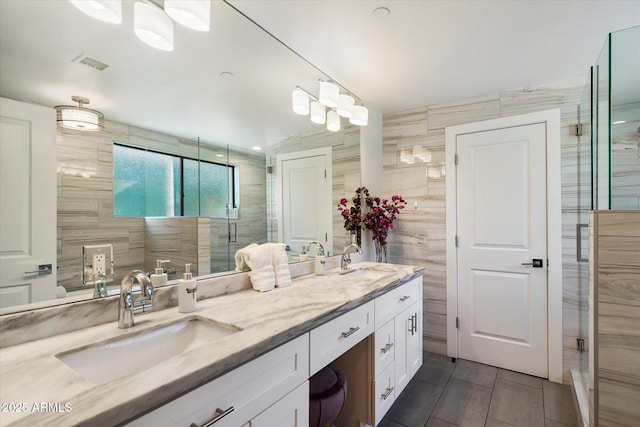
(306, 241, 326, 257)
(341, 242, 362, 270)
(118, 270, 153, 329)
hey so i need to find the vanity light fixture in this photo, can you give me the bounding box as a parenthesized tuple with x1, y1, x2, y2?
(70, 0, 211, 52)
(292, 81, 367, 131)
(310, 101, 326, 125)
(55, 96, 105, 132)
(69, 0, 122, 24)
(134, 1, 174, 51)
(292, 88, 310, 115)
(327, 110, 341, 132)
(164, 0, 211, 32)
(318, 81, 339, 108)
(350, 105, 369, 126)
(336, 94, 355, 118)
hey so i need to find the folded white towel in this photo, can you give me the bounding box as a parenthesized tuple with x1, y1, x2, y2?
(269, 243, 289, 265)
(274, 263, 292, 288)
(249, 265, 276, 292)
(235, 243, 258, 272)
(244, 243, 273, 270)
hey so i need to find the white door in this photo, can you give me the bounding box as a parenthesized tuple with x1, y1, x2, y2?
(0, 97, 57, 308)
(277, 148, 332, 255)
(456, 123, 548, 378)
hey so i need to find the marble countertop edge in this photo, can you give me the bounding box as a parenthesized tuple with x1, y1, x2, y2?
(1, 263, 423, 426)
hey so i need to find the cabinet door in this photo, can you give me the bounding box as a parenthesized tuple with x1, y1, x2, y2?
(247, 381, 309, 427)
(394, 300, 423, 395)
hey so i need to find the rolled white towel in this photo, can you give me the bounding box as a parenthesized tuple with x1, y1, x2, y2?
(269, 243, 289, 265)
(274, 263, 292, 288)
(235, 243, 258, 272)
(244, 243, 273, 270)
(249, 265, 276, 292)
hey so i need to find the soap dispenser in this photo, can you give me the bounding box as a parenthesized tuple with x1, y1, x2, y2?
(150, 259, 170, 287)
(178, 263, 197, 313)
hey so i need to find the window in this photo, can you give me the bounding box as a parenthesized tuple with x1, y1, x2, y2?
(113, 143, 236, 218)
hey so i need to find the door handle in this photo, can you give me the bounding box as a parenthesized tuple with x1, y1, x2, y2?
(24, 264, 52, 275)
(521, 259, 544, 268)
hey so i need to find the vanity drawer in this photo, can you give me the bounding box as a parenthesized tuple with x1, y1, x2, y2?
(309, 301, 374, 375)
(126, 333, 309, 427)
(375, 277, 421, 328)
(373, 359, 396, 426)
(374, 318, 395, 377)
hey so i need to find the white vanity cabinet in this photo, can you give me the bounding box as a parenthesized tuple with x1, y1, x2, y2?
(244, 381, 309, 427)
(373, 276, 423, 425)
(126, 334, 309, 427)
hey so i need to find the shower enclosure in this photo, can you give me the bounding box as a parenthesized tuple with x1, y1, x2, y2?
(574, 25, 639, 426)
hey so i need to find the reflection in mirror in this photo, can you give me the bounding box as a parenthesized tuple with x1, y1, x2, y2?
(0, 0, 361, 314)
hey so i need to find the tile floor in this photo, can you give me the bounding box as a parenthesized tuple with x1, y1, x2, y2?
(379, 352, 578, 427)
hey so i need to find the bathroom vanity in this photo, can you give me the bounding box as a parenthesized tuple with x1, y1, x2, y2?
(0, 261, 423, 426)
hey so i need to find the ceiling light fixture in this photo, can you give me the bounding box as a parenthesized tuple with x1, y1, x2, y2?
(69, 0, 122, 24)
(69, 0, 210, 52)
(134, 1, 174, 51)
(292, 81, 367, 132)
(55, 96, 105, 132)
(164, 0, 210, 32)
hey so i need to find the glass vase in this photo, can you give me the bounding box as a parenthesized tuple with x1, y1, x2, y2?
(374, 240, 387, 263)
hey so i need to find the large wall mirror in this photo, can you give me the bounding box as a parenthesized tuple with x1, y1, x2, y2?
(0, 0, 362, 314)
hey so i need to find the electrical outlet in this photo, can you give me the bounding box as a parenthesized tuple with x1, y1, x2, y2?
(93, 254, 106, 275)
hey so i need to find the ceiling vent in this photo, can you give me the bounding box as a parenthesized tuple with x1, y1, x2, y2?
(72, 53, 109, 71)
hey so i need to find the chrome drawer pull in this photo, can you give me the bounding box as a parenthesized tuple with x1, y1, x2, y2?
(399, 295, 411, 302)
(408, 314, 415, 335)
(192, 406, 234, 427)
(341, 326, 360, 338)
(413, 313, 418, 333)
(381, 387, 394, 400)
(381, 342, 394, 353)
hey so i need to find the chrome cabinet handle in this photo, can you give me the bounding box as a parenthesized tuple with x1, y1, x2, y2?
(381, 387, 394, 400)
(413, 313, 418, 334)
(381, 342, 394, 353)
(24, 264, 52, 275)
(191, 406, 234, 427)
(399, 295, 411, 302)
(408, 315, 414, 334)
(341, 326, 360, 338)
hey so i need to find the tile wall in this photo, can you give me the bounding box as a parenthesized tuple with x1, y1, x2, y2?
(57, 121, 267, 288)
(381, 76, 586, 383)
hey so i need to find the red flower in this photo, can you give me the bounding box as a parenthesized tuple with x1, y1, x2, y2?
(338, 187, 407, 245)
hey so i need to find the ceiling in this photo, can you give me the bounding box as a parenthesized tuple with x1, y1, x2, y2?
(0, 1, 638, 152)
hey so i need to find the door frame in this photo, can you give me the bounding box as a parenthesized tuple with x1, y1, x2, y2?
(445, 109, 563, 383)
(276, 146, 333, 249)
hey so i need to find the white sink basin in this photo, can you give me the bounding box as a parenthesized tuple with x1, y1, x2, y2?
(56, 316, 241, 385)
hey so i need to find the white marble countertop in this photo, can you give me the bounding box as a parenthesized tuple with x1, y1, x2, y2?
(0, 262, 422, 426)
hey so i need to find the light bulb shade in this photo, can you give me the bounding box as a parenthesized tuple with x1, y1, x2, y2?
(292, 88, 309, 115)
(349, 105, 369, 126)
(55, 106, 104, 131)
(318, 81, 339, 108)
(134, 2, 174, 51)
(164, 0, 210, 32)
(336, 94, 355, 118)
(310, 101, 326, 124)
(69, 0, 122, 24)
(327, 110, 341, 132)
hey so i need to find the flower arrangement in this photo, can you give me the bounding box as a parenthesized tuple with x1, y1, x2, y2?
(338, 187, 407, 261)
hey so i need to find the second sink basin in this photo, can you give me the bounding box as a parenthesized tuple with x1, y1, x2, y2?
(56, 316, 242, 385)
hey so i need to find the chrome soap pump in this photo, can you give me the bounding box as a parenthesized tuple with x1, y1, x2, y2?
(178, 263, 197, 313)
